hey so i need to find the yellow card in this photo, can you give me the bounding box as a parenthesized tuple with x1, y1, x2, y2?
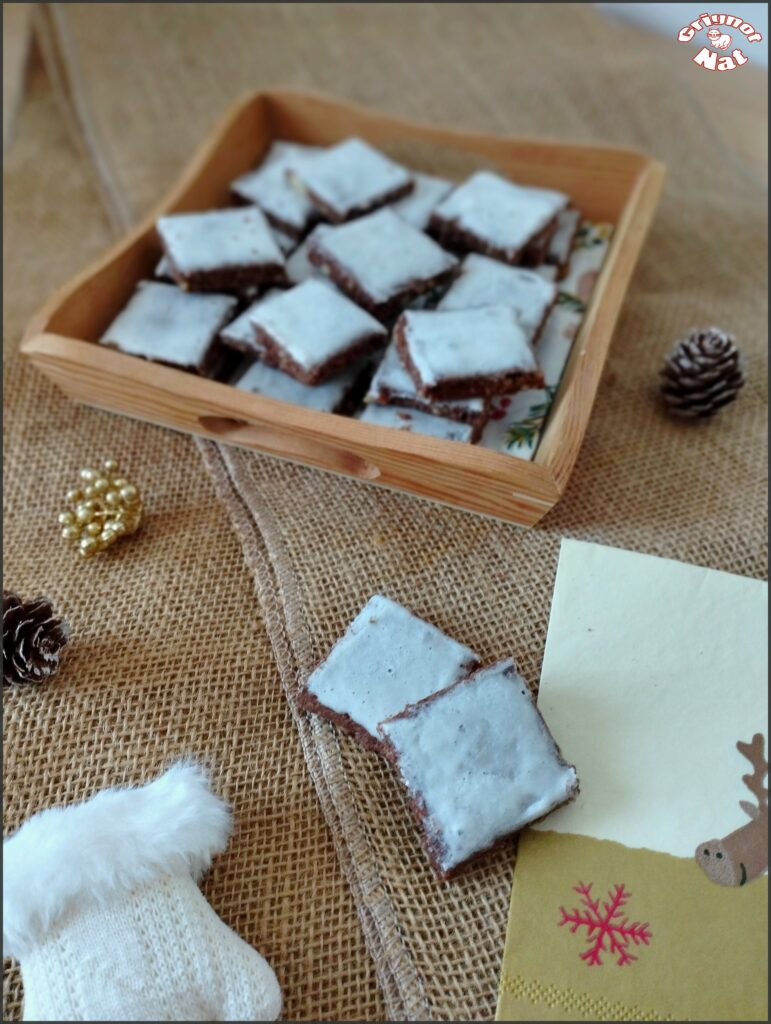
(497, 540, 768, 1021)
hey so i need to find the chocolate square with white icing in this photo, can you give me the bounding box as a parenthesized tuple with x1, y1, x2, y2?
(234, 357, 371, 416)
(358, 404, 477, 444)
(288, 137, 414, 222)
(219, 289, 285, 355)
(430, 170, 569, 265)
(308, 208, 458, 321)
(438, 254, 557, 344)
(296, 594, 480, 752)
(378, 658, 579, 879)
(157, 207, 287, 292)
(365, 343, 488, 430)
(390, 172, 453, 230)
(395, 307, 544, 402)
(250, 279, 387, 385)
(231, 141, 323, 240)
(99, 280, 237, 375)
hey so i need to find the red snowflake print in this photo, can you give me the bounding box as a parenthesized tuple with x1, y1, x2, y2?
(558, 882, 652, 966)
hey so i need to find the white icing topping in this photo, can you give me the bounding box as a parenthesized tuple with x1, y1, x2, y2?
(250, 279, 386, 371)
(305, 595, 480, 739)
(366, 342, 486, 417)
(235, 358, 363, 413)
(231, 141, 321, 234)
(359, 404, 475, 443)
(534, 264, 559, 282)
(285, 225, 332, 284)
(433, 171, 569, 257)
(401, 307, 538, 386)
(379, 659, 578, 874)
(313, 208, 457, 303)
(391, 172, 453, 229)
(154, 255, 172, 280)
(438, 254, 557, 341)
(547, 208, 581, 265)
(100, 281, 236, 368)
(220, 290, 284, 351)
(157, 207, 284, 275)
(290, 137, 413, 217)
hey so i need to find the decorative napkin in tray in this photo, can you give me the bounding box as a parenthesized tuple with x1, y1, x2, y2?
(496, 539, 768, 1022)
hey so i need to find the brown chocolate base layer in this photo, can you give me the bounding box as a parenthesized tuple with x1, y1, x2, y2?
(394, 320, 545, 401)
(307, 243, 458, 323)
(167, 255, 289, 293)
(519, 216, 559, 267)
(334, 362, 376, 416)
(303, 178, 414, 224)
(255, 326, 386, 386)
(295, 687, 386, 754)
(428, 212, 523, 266)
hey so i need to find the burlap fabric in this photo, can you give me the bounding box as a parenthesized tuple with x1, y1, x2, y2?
(4, 4, 767, 1021)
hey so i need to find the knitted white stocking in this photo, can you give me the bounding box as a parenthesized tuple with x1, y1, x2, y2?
(3, 763, 282, 1021)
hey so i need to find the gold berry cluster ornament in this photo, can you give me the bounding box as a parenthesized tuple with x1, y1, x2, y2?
(58, 459, 143, 559)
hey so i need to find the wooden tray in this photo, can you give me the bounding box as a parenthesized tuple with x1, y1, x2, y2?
(21, 89, 664, 526)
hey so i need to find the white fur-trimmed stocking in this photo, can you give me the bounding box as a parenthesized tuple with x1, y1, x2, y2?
(3, 763, 282, 1021)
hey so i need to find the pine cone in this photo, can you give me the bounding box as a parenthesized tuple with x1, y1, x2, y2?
(3, 591, 70, 686)
(660, 326, 745, 418)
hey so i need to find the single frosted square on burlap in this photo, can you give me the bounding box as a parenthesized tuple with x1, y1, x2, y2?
(99, 280, 237, 375)
(297, 594, 480, 751)
(378, 658, 579, 878)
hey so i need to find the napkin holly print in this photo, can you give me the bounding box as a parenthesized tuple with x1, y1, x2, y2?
(480, 222, 613, 459)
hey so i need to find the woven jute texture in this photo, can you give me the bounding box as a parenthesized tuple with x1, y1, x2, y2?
(5, 4, 768, 1021)
(2, 51, 382, 1024)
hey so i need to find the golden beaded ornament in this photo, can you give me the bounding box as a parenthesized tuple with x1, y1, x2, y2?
(59, 459, 143, 558)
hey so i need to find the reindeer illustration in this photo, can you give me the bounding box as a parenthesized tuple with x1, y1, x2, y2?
(695, 733, 768, 886)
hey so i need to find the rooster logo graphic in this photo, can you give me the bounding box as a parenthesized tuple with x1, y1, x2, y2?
(706, 27, 733, 49)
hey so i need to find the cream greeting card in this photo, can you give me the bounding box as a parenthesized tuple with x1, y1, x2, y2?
(496, 540, 767, 1021)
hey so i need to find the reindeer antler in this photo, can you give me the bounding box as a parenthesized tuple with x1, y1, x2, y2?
(737, 733, 768, 817)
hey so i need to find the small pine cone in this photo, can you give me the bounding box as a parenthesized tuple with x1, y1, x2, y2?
(660, 326, 745, 419)
(3, 591, 70, 686)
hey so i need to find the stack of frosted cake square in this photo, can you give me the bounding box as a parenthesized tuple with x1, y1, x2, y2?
(98, 135, 583, 446)
(297, 595, 578, 879)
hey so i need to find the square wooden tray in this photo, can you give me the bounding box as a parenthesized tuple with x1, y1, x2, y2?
(21, 89, 664, 526)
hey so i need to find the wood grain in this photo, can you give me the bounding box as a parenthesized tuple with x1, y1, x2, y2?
(20, 88, 664, 526)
